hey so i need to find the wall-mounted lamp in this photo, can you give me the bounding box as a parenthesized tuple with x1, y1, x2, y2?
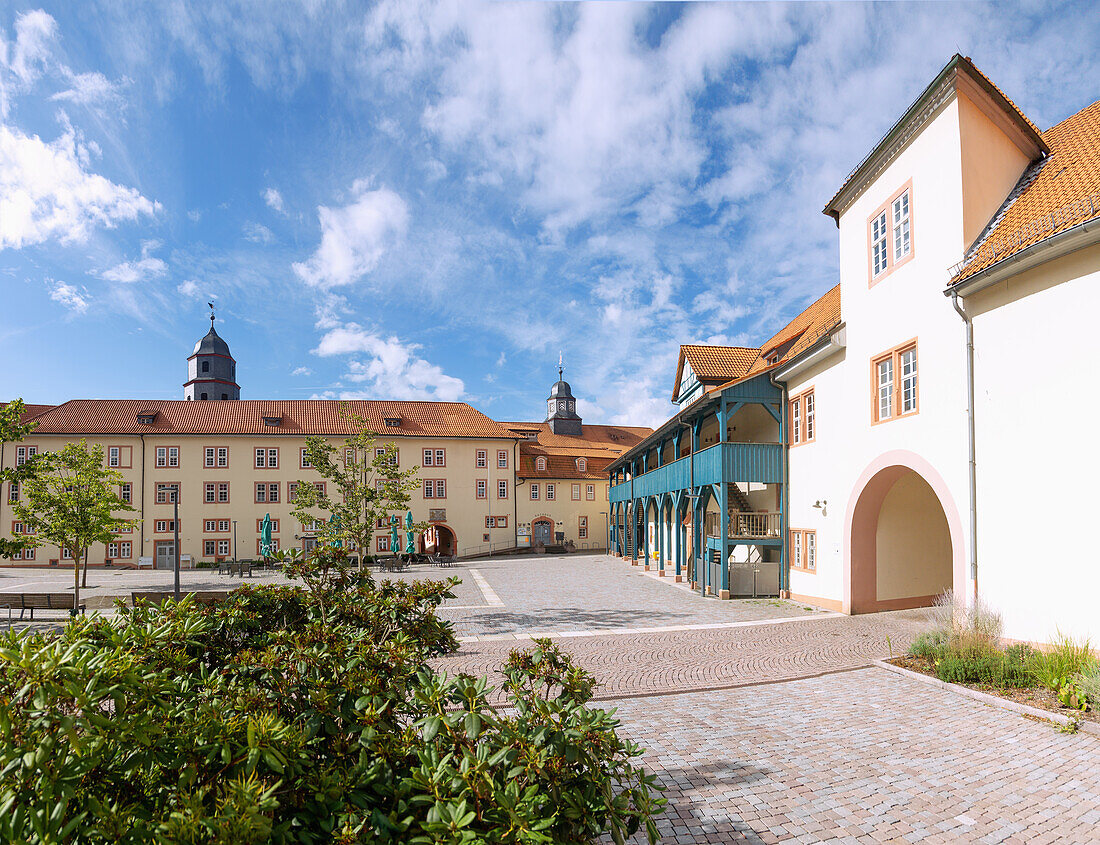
(813, 500, 828, 517)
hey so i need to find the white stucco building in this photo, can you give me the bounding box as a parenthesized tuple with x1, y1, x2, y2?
(609, 55, 1099, 645)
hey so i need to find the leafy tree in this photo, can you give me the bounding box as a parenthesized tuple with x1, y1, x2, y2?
(0, 400, 39, 560)
(13, 440, 135, 610)
(290, 409, 424, 562)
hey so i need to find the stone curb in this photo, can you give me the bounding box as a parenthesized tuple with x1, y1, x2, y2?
(873, 659, 1100, 738)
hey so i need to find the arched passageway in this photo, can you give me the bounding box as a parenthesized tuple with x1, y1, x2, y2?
(849, 464, 954, 613)
(420, 524, 457, 556)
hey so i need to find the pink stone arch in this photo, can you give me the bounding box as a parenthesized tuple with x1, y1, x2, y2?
(842, 450, 967, 614)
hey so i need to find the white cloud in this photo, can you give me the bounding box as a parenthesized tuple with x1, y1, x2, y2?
(263, 187, 285, 214)
(293, 183, 409, 289)
(100, 240, 167, 283)
(243, 221, 274, 243)
(0, 121, 158, 249)
(177, 279, 201, 297)
(187, 209, 201, 222)
(50, 70, 129, 108)
(5, 10, 56, 88)
(313, 323, 464, 401)
(291, 366, 311, 376)
(47, 279, 89, 313)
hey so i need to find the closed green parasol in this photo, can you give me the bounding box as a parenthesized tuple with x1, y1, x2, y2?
(329, 514, 342, 548)
(260, 513, 273, 558)
(404, 511, 415, 554)
(389, 516, 400, 554)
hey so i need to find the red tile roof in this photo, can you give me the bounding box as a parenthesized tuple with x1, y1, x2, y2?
(25, 399, 519, 439)
(13, 404, 55, 422)
(953, 97, 1100, 283)
(503, 421, 651, 479)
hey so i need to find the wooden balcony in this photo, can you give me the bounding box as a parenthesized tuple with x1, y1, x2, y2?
(706, 511, 782, 541)
(609, 441, 784, 503)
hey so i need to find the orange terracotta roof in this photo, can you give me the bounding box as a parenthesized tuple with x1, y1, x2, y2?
(745, 285, 842, 376)
(11, 403, 55, 422)
(952, 97, 1100, 283)
(25, 400, 520, 439)
(503, 421, 651, 452)
(680, 345, 758, 382)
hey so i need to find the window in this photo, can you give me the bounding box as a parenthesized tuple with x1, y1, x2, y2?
(155, 446, 179, 468)
(204, 519, 217, 532)
(16, 446, 37, 466)
(11, 521, 24, 535)
(218, 539, 230, 557)
(255, 448, 278, 468)
(155, 519, 179, 533)
(120, 483, 132, 504)
(7, 482, 16, 503)
(422, 448, 445, 467)
(61, 547, 73, 560)
(377, 535, 391, 552)
(107, 541, 131, 559)
(108, 542, 119, 558)
(201, 360, 210, 373)
(536, 456, 547, 472)
(204, 540, 217, 557)
(313, 482, 325, 497)
(476, 449, 487, 468)
(114, 523, 132, 534)
(109, 446, 120, 467)
(423, 479, 446, 499)
(571, 484, 581, 501)
(789, 388, 815, 446)
(257, 538, 280, 554)
(300, 448, 312, 468)
(791, 529, 816, 572)
(872, 341, 918, 423)
(546, 483, 555, 500)
(205, 483, 216, 503)
(871, 210, 889, 277)
(476, 479, 487, 500)
(579, 516, 588, 539)
(485, 516, 508, 528)
(586, 484, 595, 501)
(267, 482, 280, 503)
(11, 547, 34, 561)
(218, 519, 230, 532)
(530, 483, 539, 500)
(156, 483, 179, 504)
(205, 447, 216, 467)
(576, 458, 586, 473)
(497, 479, 508, 499)
(893, 191, 911, 262)
(288, 482, 298, 502)
(256, 518, 280, 533)
(374, 446, 398, 466)
(218, 447, 228, 467)
(255, 482, 267, 503)
(497, 450, 508, 469)
(868, 182, 914, 284)
(349, 448, 358, 466)
(219, 482, 229, 502)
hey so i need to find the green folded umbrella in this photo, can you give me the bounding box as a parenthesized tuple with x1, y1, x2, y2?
(405, 511, 415, 555)
(389, 517, 400, 554)
(260, 513, 273, 558)
(329, 514, 342, 548)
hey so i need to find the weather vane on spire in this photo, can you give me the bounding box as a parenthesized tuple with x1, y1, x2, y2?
(558, 350, 564, 381)
(208, 302, 216, 329)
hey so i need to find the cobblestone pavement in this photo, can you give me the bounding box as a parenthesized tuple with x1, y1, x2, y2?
(433, 610, 932, 701)
(610, 667, 1100, 844)
(423, 554, 828, 637)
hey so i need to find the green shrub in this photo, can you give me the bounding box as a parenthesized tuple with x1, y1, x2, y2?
(908, 630, 947, 660)
(1074, 665, 1100, 708)
(933, 648, 1034, 689)
(1028, 633, 1096, 691)
(0, 580, 663, 844)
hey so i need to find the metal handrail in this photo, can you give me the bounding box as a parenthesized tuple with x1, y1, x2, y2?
(705, 511, 782, 539)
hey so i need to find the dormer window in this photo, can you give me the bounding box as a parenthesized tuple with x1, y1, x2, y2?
(536, 456, 547, 471)
(384, 417, 402, 428)
(263, 415, 282, 427)
(137, 411, 157, 425)
(576, 458, 587, 472)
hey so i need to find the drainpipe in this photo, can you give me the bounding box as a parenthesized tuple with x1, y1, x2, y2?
(768, 371, 790, 597)
(139, 433, 146, 565)
(950, 290, 979, 600)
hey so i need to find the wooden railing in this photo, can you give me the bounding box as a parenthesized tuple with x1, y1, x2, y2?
(706, 511, 782, 540)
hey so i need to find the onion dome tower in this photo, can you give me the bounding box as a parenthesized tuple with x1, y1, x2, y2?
(546, 353, 582, 436)
(184, 305, 240, 400)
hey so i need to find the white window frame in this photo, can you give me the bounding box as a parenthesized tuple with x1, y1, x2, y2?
(546, 483, 555, 500)
(530, 483, 539, 500)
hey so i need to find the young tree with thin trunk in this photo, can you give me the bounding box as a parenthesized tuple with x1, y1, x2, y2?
(13, 440, 135, 613)
(0, 400, 39, 561)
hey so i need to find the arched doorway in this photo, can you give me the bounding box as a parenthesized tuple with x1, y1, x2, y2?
(420, 524, 457, 556)
(532, 517, 553, 546)
(846, 453, 962, 614)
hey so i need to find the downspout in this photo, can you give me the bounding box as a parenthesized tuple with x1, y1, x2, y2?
(950, 291, 978, 599)
(139, 433, 146, 564)
(768, 370, 790, 597)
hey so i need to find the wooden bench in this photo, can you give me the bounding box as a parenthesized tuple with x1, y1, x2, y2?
(131, 591, 230, 607)
(0, 593, 87, 620)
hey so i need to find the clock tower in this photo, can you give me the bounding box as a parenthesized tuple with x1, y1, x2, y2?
(545, 357, 582, 436)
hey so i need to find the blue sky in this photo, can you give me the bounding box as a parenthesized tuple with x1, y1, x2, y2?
(1, 1, 1097, 427)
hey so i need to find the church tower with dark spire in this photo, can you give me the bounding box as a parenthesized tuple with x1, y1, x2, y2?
(545, 353, 582, 436)
(184, 306, 240, 400)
